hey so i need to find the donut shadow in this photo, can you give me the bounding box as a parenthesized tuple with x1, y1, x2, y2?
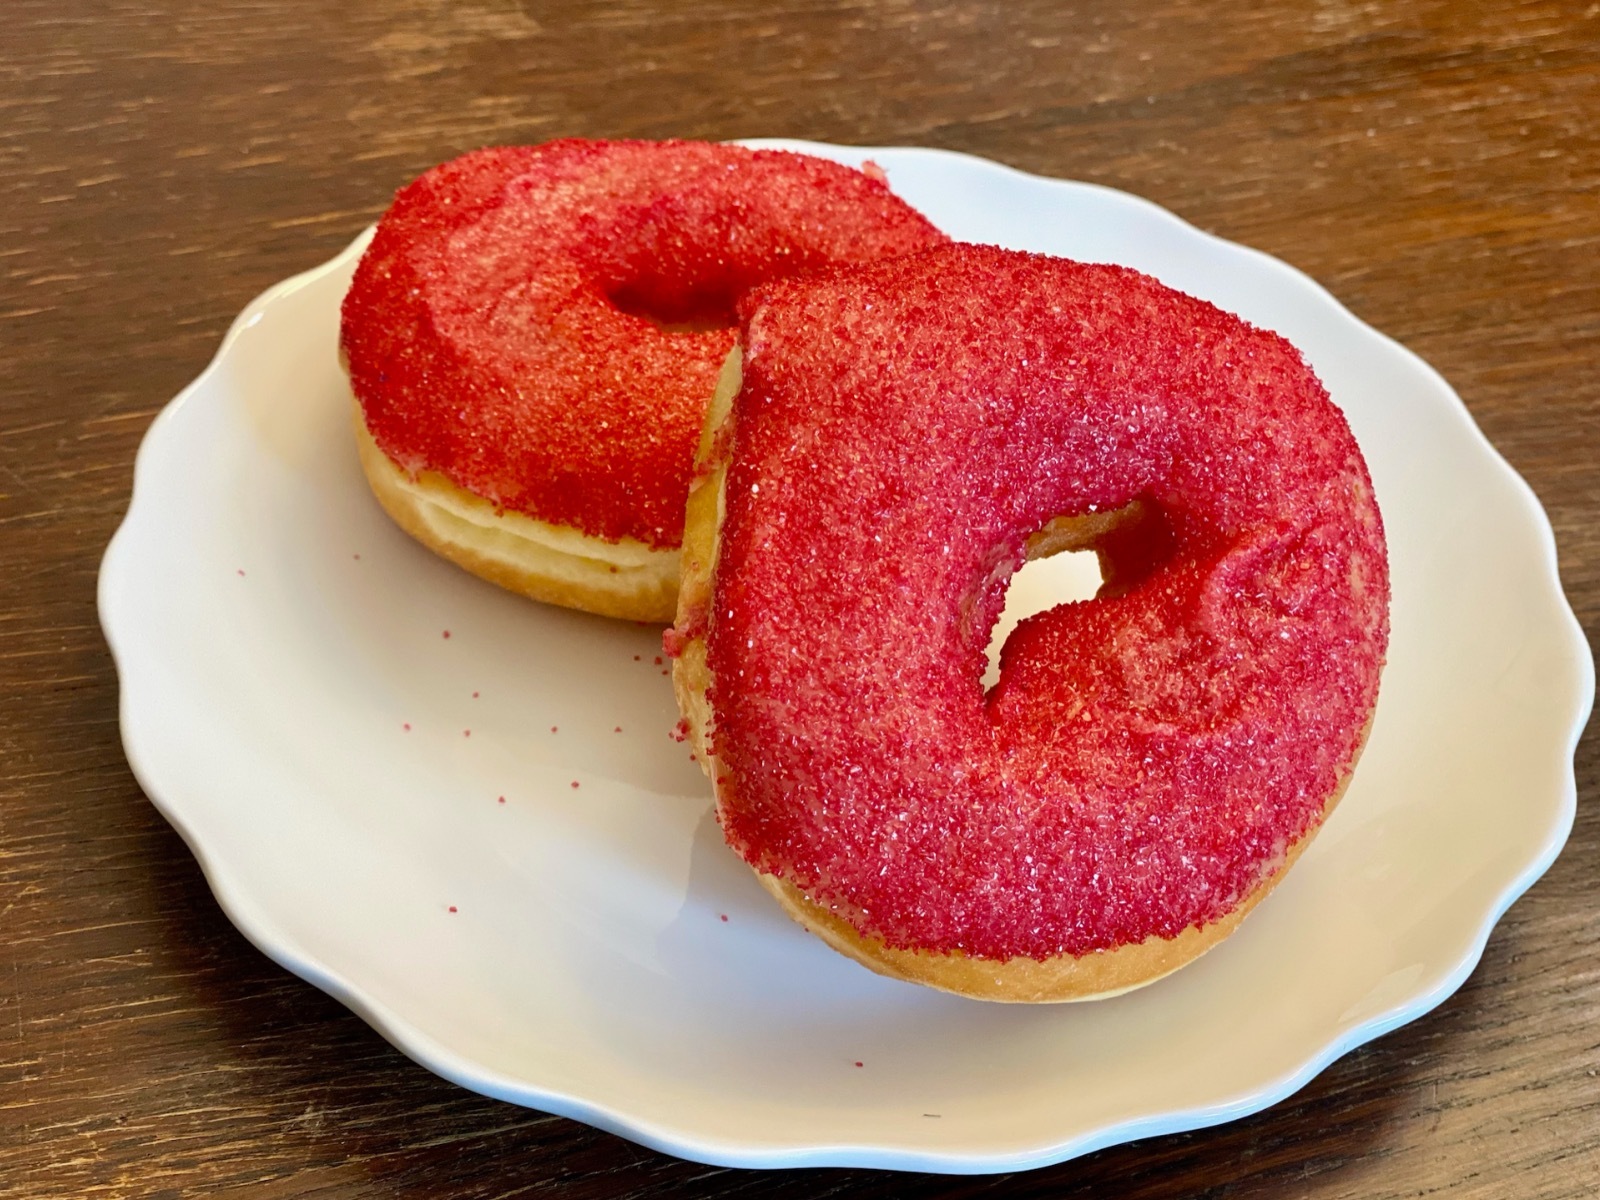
(126, 742, 1439, 1193)
(564, 807, 1177, 1117)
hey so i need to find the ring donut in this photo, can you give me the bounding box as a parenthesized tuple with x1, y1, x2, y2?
(669, 244, 1389, 1002)
(341, 140, 948, 620)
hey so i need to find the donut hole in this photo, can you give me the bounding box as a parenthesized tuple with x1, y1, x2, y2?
(981, 501, 1175, 691)
(981, 549, 1103, 690)
(606, 275, 742, 334)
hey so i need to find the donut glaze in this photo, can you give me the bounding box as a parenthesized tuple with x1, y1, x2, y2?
(341, 140, 948, 617)
(671, 244, 1388, 994)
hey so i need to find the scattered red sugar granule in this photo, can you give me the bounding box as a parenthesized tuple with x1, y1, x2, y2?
(550, 725, 558, 734)
(570, 780, 580, 789)
(463, 729, 471, 738)
(719, 914, 729, 923)
(442, 630, 452, 639)
(497, 795, 506, 804)
(661, 625, 688, 658)
(353, 553, 361, 560)
(614, 726, 623, 733)
(236, 569, 245, 577)
(653, 656, 663, 665)
(854, 1061, 864, 1069)
(402, 722, 412, 732)
(633, 654, 641, 662)
(669, 720, 689, 743)
(472, 691, 480, 699)
(448, 905, 458, 913)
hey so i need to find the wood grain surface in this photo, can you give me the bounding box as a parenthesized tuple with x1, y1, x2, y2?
(3, 1, 1596, 1195)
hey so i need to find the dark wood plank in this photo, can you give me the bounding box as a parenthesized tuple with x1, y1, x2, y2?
(3, 1, 1596, 1195)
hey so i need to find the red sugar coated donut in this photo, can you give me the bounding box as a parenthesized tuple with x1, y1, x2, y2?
(673, 244, 1388, 988)
(341, 140, 949, 552)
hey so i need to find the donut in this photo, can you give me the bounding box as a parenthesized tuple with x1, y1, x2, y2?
(340, 140, 949, 621)
(668, 243, 1389, 1002)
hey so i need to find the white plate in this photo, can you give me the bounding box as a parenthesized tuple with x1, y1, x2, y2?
(99, 142, 1592, 1173)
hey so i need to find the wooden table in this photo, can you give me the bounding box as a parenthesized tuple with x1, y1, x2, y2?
(4, 2, 1596, 1195)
